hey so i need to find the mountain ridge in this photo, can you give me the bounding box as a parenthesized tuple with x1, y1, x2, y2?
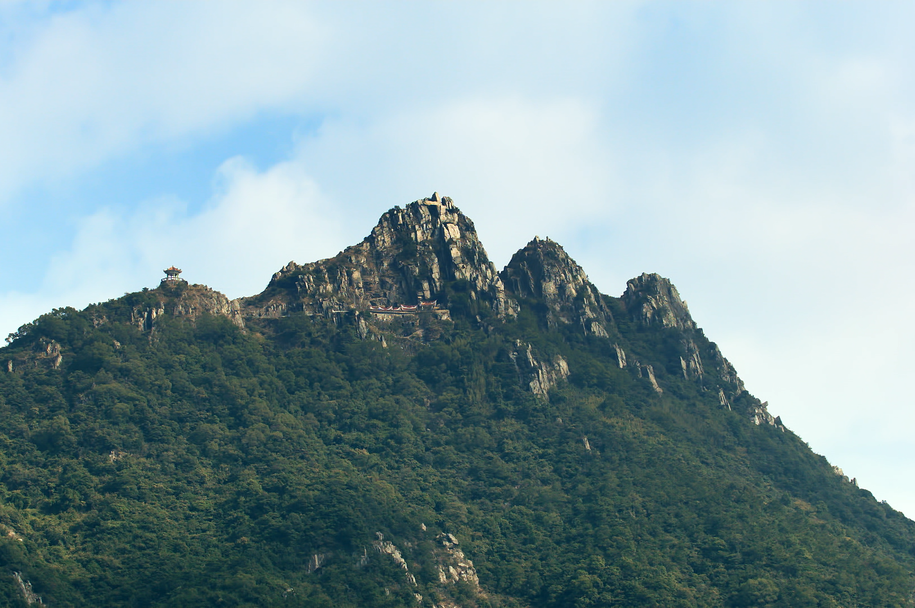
(173, 192, 773, 430)
(2, 192, 801, 444)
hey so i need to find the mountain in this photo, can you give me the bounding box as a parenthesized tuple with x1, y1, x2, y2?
(1, 194, 913, 607)
(244, 193, 516, 320)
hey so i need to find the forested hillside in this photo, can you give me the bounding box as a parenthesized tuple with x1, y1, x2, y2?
(1, 196, 913, 607)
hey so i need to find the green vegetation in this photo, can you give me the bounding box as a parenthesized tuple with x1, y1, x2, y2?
(0, 285, 913, 607)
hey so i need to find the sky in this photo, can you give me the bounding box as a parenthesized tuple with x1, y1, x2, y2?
(1, 1, 914, 516)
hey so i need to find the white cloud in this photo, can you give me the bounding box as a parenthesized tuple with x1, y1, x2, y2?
(0, 1, 329, 204)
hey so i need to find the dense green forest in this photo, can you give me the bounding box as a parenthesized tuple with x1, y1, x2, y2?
(1, 197, 914, 606)
(1, 283, 913, 607)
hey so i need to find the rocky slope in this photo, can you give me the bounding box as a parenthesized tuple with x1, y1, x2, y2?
(617, 272, 784, 429)
(500, 236, 613, 337)
(241, 193, 517, 320)
(99, 193, 776, 428)
(231, 193, 774, 426)
(129, 280, 246, 331)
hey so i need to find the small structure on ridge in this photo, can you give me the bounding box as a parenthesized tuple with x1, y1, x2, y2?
(162, 266, 184, 283)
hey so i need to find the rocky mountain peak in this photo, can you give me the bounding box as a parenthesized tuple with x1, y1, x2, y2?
(501, 237, 613, 337)
(247, 193, 517, 319)
(621, 272, 696, 330)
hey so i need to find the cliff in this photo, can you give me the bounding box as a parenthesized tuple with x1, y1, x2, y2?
(242, 193, 517, 320)
(500, 236, 613, 337)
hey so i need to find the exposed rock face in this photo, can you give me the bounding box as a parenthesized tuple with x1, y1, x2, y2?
(501, 237, 613, 336)
(373, 534, 418, 587)
(709, 343, 743, 391)
(621, 273, 696, 330)
(644, 364, 663, 394)
(613, 343, 627, 369)
(131, 303, 165, 332)
(306, 553, 327, 573)
(170, 284, 245, 328)
(680, 338, 704, 380)
(509, 340, 570, 398)
(832, 465, 858, 487)
(131, 283, 246, 331)
(708, 348, 784, 429)
(14, 571, 42, 605)
(751, 401, 786, 431)
(5, 338, 65, 373)
(631, 359, 664, 394)
(619, 274, 779, 426)
(48, 342, 62, 369)
(708, 343, 756, 419)
(357, 530, 484, 607)
(41, 339, 62, 369)
(435, 533, 481, 587)
(60, 193, 782, 434)
(249, 193, 517, 319)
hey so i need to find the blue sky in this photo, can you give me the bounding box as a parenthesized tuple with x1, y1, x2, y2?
(2, 1, 915, 517)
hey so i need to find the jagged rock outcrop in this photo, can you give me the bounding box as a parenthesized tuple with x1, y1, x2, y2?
(501, 236, 613, 336)
(832, 465, 858, 487)
(3, 338, 64, 373)
(680, 338, 704, 380)
(14, 572, 43, 605)
(620, 274, 781, 426)
(226, 194, 772, 436)
(373, 533, 419, 588)
(11, 193, 782, 436)
(169, 284, 245, 328)
(631, 359, 664, 394)
(707, 349, 784, 428)
(130, 283, 245, 331)
(306, 552, 327, 573)
(355, 530, 485, 607)
(434, 533, 480, 588)
(621, 273, 696, 330)
(131, 302, 165, 332)
(247, 193, 517, 320)
(708, 343, 761, 421)
(709, 343, 743, 391)
(41, 339, 62, 369)
(644, 364, 663, 394)
(751, 401, 786, 431)
(509, 340, 570, 398)
(613, 343, 627, 369)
